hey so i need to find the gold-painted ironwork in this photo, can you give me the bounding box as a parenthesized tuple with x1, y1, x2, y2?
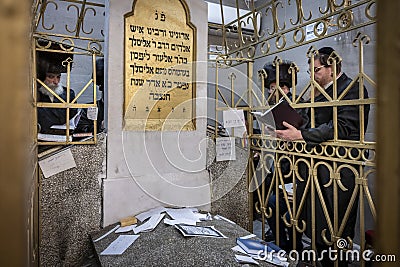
(210, 0, 376, 67)
(210, 1, 376, 266)
(289, 0, 312, 25)
(33, 0, 105, 37)
(33, 0, 105, 146)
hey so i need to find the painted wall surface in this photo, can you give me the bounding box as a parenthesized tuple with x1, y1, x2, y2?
(104, 0, 209, 226)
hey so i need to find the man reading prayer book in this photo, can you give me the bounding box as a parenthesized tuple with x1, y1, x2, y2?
(252, 98, 304, 130)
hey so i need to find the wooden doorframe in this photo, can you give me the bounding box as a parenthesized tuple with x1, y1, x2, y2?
(376, 1, 400, 264)
(0, 0, 38, 266)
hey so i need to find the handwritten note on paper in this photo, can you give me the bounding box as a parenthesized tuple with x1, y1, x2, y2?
(87, 107, 99, 120)
(38, 149, 76, 178)
(223, 109, 245, 128)
(216, 137, 236, 161)
(100, 235, 140, 255)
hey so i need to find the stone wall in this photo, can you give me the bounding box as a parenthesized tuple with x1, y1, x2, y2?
(39, 134, 105, 266)
(208, 139, 251, 231)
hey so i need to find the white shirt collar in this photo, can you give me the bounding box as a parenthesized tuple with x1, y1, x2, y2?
(324, 72, 343, 89)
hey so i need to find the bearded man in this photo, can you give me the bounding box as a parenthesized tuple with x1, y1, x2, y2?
(37, 63, 77, 133)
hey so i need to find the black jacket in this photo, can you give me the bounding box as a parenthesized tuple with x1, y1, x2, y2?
(37, 87, 78, 133)
(301, 73, 370, 145)
(296, 73, 370, 245)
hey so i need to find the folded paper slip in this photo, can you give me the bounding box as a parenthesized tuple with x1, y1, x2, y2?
(252, 99, 303, 130)
(120, 216, 138, 227)
(236, 237, 283, 255)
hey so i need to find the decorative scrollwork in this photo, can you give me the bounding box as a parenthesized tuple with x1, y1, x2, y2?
(247, 11, 264, 41)
(265, 0, 286, 35)
(65, 4, 80, 34)
(41, 1, 58, 31)
(337, 10, 354, 29)
(260, 40, 271, 54)
(289, 0, 312, 25)
(81, 7, 96, 35)
(365, 1, 376, 20)
(319, 0, 341, 15)
(293, 27, 306, 44)
(88, 41, 103, 55)
(352, 31, 370, 47)
(59, 38, 74, 52)
(275, 34, 287, 50)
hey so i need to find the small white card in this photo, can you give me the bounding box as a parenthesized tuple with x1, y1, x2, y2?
(235, 254, 259, 265)
(87, 107, 98, 120)
(164, 218, 197, 226)
(115, 224, 136, 233)
(136, 206, 167, 222)
(39, 149, 76, 178)
(216, 137, 236, 161)
(100, 235, 139, 255)
(133, 213, 165, 234)
(223, 109, 245, 128)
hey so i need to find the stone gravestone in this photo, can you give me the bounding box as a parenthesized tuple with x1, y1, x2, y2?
(104, 0, 209, 226)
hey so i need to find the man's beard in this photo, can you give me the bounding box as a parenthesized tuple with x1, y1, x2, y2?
(39, 83, 64, 97)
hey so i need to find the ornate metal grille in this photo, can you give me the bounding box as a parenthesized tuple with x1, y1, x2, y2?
(32, 0, 105, 146)
(211, 1, 376, 265)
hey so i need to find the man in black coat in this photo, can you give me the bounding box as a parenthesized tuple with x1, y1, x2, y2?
(37, 63, 78, 134)
(275, 47, 370, 266)
(260, 61, 309, 251)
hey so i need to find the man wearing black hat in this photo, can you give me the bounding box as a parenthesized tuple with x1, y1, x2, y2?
(37, 62, 78, 134)
(259, 61, 309, 251)
(275, 47, 370, 266)
(263, 61, 293, 105)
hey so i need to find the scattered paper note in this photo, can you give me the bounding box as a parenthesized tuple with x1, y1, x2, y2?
(240, 233, 257, 239)
(133, 213, 165, 234)
(38, 133, 73, 142)
(166, 208, 201, 222)
(235, 254, 259, 265)
(115, 224, 136, 233)
(38, 148, 76, 178)
(232, 245, 247, 254)
(136, 206, 167, 222)
(164, 218, 197, 226)
(214, 215, 236, 224)
(174, 224, 227, 238)
(93, 225, 120, 243)
(216, 137, 236, 161)
(100, 235, 139, 255)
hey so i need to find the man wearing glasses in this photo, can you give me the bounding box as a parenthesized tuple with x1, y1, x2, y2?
(260, 61, 308, 252)
(275, 46, 369, 144)
(274, 47, 370, 267)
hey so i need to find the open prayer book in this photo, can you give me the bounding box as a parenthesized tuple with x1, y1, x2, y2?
(50, 110, 82, 130)
(252, 98, 303, 130)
